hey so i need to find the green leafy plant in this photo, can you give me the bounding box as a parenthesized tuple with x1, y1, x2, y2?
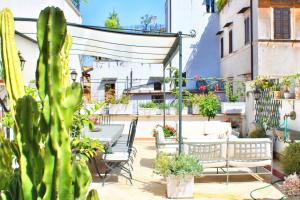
(154, 153, 203, 178)
(72, 137, 105, 161)
(216, 0, 228, 13)
(155, 125, 177, 137)
(157, 103, 170, 110)
(248, 126, 267, 138)
(139, 101, 157, 108)
(198, 93, 220, 121)
(281, 143, 300, 175)
(114, 95, 130, 104)
(282, 76, 292, 92)
(1, 112, 14, 129)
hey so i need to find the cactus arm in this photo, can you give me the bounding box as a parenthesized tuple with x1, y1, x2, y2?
(0, 8, 25, 115)
(61, 33, 72, 88)
(86, 190, 100, 200)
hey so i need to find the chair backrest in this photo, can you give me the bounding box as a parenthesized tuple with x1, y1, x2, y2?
(100, 114, 111, 125)
(127, 118, 138, 153)
(184, 139, 227, 162)
(227, 138, 272, 161)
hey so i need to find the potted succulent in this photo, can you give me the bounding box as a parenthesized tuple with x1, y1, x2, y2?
(282, 76, 293, 99)
(272, 81, 282, 99)
(154, 153, 203, 199)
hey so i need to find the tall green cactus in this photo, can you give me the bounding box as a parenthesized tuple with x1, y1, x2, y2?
(0, 7, 99, 200)
(61, 33, 72, 88)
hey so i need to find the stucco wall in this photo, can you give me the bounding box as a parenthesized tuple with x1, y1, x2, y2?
(219, 0, 252, 78)
(166, 0, 220, 89)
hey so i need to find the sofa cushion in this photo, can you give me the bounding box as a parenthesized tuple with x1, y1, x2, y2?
(204, 121, 232, 137)
(228, 160, 271, 167)
(182, 122, 205, 139)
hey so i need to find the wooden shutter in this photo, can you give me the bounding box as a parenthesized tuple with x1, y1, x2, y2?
(274, 8, 291, 39)
(244, 17, 250, 44)
(229, 30, 233, 53)
(221, 38, 224, 58)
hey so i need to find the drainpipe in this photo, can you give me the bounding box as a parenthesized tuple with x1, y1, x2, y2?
(130, 69, 133, 89)
(250, 0, 254, 80)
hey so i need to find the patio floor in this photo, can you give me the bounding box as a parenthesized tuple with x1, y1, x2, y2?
(89, 141, 284, 200)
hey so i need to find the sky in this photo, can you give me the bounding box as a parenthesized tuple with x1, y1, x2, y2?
(80, 0, 166, 28)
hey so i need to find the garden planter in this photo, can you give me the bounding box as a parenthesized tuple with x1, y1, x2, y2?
(284, 92, 293, 99)
(221, 102, 245, 114)
(169, 108, 177, 115)
(109, 104, 132, 114)
(156, 109, 162, 115)
(192, 104, 199, 115)
(166, 176, 194, 199)
(138, 108, 157, 115)
(176, 107, 188, 115)
(273, 91, 282, 99)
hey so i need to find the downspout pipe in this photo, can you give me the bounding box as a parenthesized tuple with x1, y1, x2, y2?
(250, 0, 254, 80)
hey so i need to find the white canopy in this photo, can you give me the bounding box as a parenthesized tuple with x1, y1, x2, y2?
(14, 18, 179, 64)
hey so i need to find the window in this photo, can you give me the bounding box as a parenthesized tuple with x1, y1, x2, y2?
(274, 8, 291, 39)
(220, 38, 224, 58)
(244, 16, 250, 44)
(154, 82, 162, 90)
(229, 30, 233, 54)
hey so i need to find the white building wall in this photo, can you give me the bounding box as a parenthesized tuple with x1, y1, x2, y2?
(219, 0, 252, 78)
(0, 0, 82, 84)
(165, 0, 220, 89)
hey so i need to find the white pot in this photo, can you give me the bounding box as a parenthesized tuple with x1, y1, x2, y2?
(284, 92, 294, 99)
(221, 102, 245, 114)
(166, 176, 194, 199)
(109, 104, 132, 114)
(138, 108, 157, 115)
(192, 104, 199, 115)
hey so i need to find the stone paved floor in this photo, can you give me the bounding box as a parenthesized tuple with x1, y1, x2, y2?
(89, 141, 284, 200)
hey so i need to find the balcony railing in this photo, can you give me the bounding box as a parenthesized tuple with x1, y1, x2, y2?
(71, 0, 80, 10)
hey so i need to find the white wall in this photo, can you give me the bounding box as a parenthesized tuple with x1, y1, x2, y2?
(166, 0, 220, 89)
(219, 0, 252, 78)
(0, 0, 82, 85)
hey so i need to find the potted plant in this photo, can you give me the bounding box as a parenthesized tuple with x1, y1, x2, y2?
(293, 73, 300, 99)
(221, 81, 246, 114)
(281, 143, 300, 175)
(272, 81, 282, 99)
(154, 153, 203, 199)
(282, 76, 293, 99)
(188, 94, 202, 115)
(109, 95, 133, 114)
(172, 102, 188, 115)
(138, 101, 157, 115)
(280, 173, 300, 198)
(198, 92, 220, 121)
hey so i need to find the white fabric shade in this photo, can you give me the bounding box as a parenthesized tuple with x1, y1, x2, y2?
(14, 18, 178, 64)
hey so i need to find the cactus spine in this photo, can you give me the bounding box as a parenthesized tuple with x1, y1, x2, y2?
(0, 7, 99, 200)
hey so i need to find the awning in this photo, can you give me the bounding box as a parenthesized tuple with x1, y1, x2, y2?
(216, 30, 224, 36)
(14, 18, 179, 64)
(237, 6, 250, 14)
(223, 22, 233, 28)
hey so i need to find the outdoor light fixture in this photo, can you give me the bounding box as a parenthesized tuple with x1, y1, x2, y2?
(253, 87, 261, 101)
(190, 29, 196, 38)
(18, 51, 26, 71)
(70, 70, 78, 83)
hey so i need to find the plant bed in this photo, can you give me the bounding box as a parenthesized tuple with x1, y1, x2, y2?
(109, 103, 132, 115)
(221, 102, 245, 114)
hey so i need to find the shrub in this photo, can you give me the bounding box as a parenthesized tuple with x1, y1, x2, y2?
(154, 153, 203, 178)
(248, 127, 267, 138)
(139, 101, 157, 108)
(198, 92, 220, 121)
(281, 143, 300, 175)
(115, 95, 130, 104)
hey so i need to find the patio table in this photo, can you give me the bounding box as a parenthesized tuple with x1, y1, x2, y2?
(83, 124, 125, 146)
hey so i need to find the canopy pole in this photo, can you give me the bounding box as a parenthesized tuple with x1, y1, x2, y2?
(163, 65, 166, 127)
(178, 32, 183, 154)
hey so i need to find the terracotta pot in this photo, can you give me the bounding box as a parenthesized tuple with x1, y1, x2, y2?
(273, 91, 281, 99)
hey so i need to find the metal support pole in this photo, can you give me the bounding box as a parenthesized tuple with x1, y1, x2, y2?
(163, 65, 166, 126)
(178, 32, 183, 154)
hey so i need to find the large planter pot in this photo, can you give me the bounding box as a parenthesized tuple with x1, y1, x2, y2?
(221, 102, 246, 114)
(166, 176, 194, 199)
(295, 87, 300, 99)
(109, 104, 132, 114)
(176, 107, 188, 115)
(192, 104, 199, 115)
(284, 92, 294, 99)
(273, 91, 282, 99)
(138, 108, 157, 115)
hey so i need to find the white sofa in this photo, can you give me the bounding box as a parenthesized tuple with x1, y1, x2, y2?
(181, 121, 238, 141)
(184, 138, 273, 183)
(154, 126, 178, 155)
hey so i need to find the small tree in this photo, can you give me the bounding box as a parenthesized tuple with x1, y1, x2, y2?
(140, 14, 156, 31)
(105, 10, 121, 29)
(198, 92, 220, 121)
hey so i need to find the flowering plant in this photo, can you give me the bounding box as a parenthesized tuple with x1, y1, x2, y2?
(198, 85, 206, 92)
(280, 173, 300, 197)
(162, 125, 177, 137)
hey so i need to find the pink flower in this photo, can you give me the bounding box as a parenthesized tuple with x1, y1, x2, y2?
(214, 84, 219, 92)
(198, 85, 206, 91)
(194, 75, 201, 80)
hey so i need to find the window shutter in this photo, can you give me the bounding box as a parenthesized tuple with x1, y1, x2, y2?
(229, 30, 233, 53)
(274, 8, 290, 39)
(221, 38, 224, 58)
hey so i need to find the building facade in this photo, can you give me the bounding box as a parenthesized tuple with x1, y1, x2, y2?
(0, 0, 82, 84)
(165, 0, 220, 90)
(219, 0, 300, 79)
